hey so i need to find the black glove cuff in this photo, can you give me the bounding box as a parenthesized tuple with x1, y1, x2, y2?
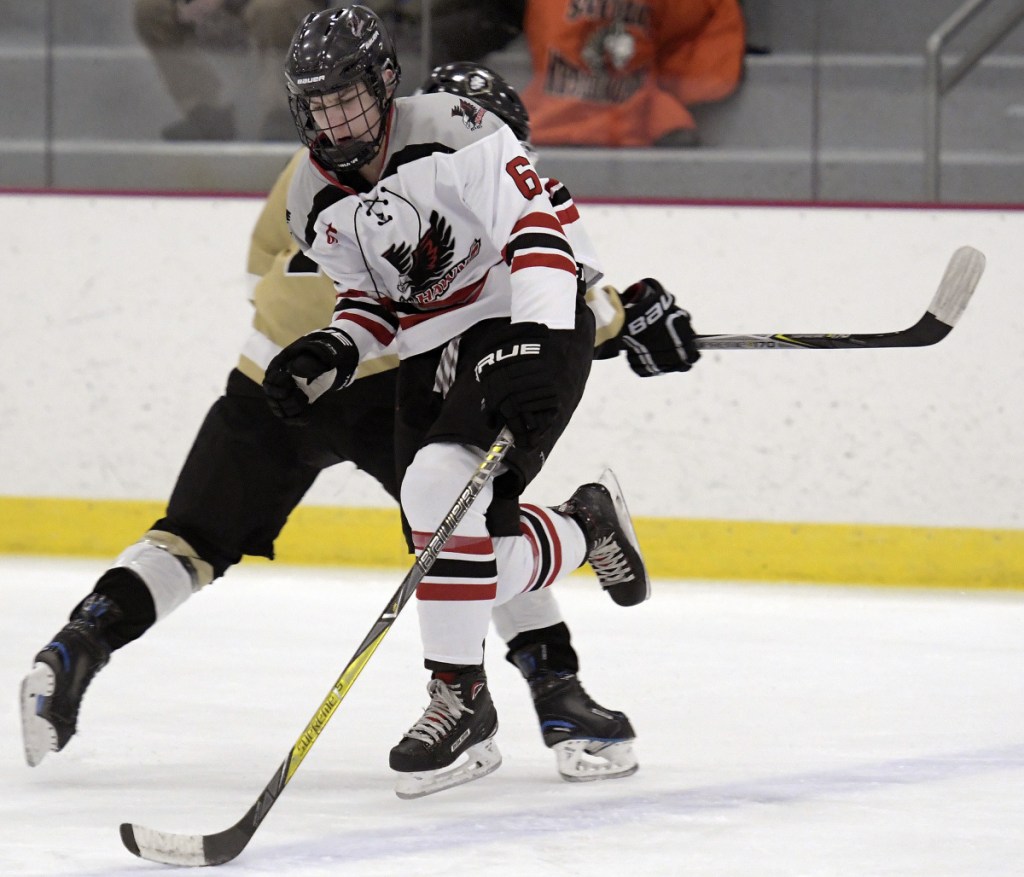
(489, 321, 550, 345)
(476, 321, 550, 380)
(622, 278, 674, 313)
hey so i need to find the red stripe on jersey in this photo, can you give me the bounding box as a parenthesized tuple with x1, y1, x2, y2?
(521, 503, 563, 589)
(336, 312, 395, 346)
(396, 274, 488, 330)
(335, 290, 398, 320)
(509, 252, 577, 275)
(510, 211, 564, 235)
(411, 532, 494, 555)
(417, 581, 498, 601)
(556, 204, 580, 224)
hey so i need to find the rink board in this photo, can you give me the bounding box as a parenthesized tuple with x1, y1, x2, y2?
(1, 495, 1020, 589)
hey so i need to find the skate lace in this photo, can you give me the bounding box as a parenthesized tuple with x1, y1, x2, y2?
(404, 679, 472, 745)
(588, 534, 634, 586)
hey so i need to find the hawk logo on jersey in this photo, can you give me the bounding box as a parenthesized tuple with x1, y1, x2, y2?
(451, 98, 485, 131)
(381, 210, 481, 306)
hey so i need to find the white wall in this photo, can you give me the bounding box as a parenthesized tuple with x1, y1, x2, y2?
(1, 193, 1020, 530)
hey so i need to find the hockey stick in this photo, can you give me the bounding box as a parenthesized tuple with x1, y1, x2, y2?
(693, 245, 985, 350)
(119, 427, 515, 867)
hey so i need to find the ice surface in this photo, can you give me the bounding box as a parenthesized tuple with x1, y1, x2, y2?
(2, 557, 1022, 876)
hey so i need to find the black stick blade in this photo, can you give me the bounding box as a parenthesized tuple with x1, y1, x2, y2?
(120, 821, 250, 867)
(693, 245, 985, 351)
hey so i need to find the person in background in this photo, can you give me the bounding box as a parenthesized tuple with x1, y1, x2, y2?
(21, 51, 698, 793)
(521, 0, 746, 147)
(135, 0, 327, 141)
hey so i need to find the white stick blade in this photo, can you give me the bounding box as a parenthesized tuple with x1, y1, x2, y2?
(122, 823, 207, 866)
(929, 245, 985, 327)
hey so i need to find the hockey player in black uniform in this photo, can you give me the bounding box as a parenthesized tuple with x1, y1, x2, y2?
(264, 6, 697, 798)
(20, 33, 699, 797)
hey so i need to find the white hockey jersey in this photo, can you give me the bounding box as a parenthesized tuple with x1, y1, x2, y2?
(286, 92, 588, 363)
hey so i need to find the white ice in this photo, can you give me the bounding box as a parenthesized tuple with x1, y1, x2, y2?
(2, 556, 1022, 876)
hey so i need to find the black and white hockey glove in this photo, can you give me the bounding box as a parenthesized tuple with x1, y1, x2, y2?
(263, 327, 359, 423)
(616, 278, 700, 377)
(475, 322, 558, 450)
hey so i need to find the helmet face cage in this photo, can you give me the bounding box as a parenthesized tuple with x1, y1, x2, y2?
(285, 5, 401, 172)
(422, 62, 531, 143)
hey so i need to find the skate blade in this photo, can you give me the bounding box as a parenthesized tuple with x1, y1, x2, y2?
(394, 738, 502, 800)
(21, 663, 58, 767)
(597, 468, 651, 601)
(554, 739, 638, 782)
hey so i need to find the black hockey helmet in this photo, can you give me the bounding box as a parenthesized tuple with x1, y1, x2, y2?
(285, 4, 401, 172)
(421, 62, 530, 143)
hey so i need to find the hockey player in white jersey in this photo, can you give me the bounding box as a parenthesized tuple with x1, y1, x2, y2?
(20, 45, 698, 796)
(263, 6, 677, 798)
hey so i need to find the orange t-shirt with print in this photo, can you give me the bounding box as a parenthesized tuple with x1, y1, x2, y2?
(522, 0, 745, 147)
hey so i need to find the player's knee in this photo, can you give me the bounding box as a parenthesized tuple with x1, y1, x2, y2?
(142, 530, 215, 588)
(401, 443, 488, 532)
(111, 530, 215, 621)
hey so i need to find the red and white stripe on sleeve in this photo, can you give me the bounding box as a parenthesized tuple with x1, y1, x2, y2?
(502, 209, 578, 327)
(330, 287, 399, 358)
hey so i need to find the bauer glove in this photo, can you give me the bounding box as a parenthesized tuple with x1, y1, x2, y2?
(263, 327, 359, 423)
(475, 322, 558, 450)
(617, 279, 700, 377)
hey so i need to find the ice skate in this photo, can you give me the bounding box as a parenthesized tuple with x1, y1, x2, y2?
(513, 642, 638, 782)
(557, 468, 651, 606)
(389, 666, 501, 799)
(20, 594, 119, 766)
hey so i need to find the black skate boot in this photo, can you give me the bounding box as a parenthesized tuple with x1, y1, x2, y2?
(20, 594, 121, 766)
(557, 469, 651, 606)
(512, 642, 638, 782)
(389, 665, 501, 799)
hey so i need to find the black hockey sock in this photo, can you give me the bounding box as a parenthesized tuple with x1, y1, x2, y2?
(79, 567, 158, 651)
(424, 638, 486, 674)
(506, 622, 580, 676)
(429, 665, 485, 685)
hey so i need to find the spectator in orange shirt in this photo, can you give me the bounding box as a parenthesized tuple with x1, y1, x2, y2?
(521, 0, 746, 147)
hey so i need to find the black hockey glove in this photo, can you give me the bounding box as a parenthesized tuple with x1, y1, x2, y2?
(263, 327, 359, 423)
(617, 278, 700, 377)
(475, 322, 558, 450)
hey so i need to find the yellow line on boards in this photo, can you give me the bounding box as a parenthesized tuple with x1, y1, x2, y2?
(636, 517, 1024, 590)
(0, 497, 409, 569)
(0, 496, 1020, 590)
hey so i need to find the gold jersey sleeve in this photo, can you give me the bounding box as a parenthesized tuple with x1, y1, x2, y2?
(587, 285, 625, 348)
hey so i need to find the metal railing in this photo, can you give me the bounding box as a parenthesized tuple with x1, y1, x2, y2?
(924, 0, 1024, 200)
